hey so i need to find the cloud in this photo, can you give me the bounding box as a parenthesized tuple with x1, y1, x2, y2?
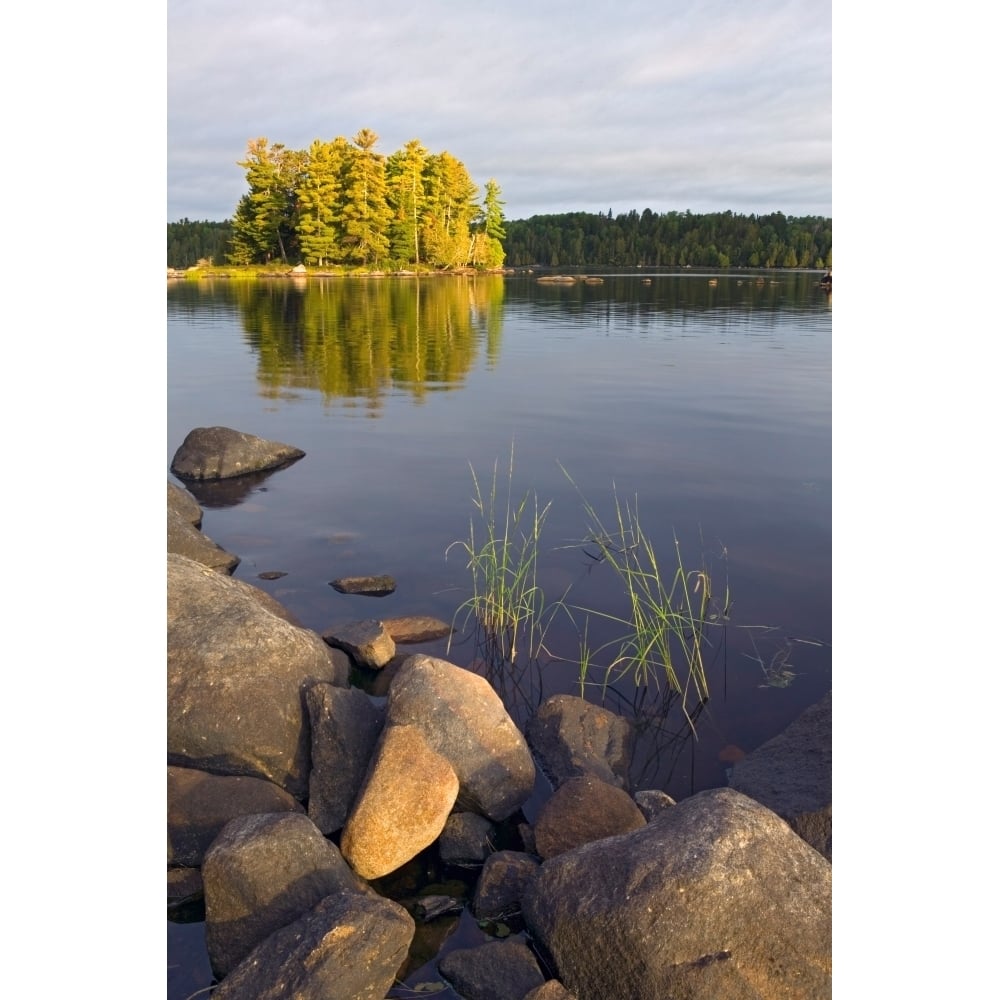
(167, 0, 831, 221)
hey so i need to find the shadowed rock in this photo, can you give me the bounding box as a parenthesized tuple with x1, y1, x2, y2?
(439, 812, 497, 866)
(170, 425, 305, 481)
(472, 850, 540, 921)
(439, 937, 546, 1000)
(306, 684, 385, 835)
(168, 766, 304, 867)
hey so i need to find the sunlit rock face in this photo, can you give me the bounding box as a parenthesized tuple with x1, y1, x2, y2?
(339, 723, 460, 880)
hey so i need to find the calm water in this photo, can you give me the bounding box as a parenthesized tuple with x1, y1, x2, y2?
(167, 270, 831, 997)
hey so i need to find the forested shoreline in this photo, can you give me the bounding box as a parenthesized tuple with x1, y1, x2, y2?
(167, 131, 831, 271)
(167, 207, 832, 272)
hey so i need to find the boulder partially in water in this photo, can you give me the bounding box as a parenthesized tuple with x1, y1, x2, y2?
(167, 503, 240, 574)
(170, 425, 305, 480)
(523, 787, 832, 1000)
(526, 693, 635, 791)
(728, 690, 832, 860)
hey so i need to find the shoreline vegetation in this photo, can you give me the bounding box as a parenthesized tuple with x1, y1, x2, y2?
(168, 207, 833, 274)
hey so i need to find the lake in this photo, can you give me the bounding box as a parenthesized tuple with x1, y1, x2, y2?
(167, 269, 831, 997)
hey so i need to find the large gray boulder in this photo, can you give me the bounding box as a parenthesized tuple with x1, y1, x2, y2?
(203, 812, 373, 979)
(211, 890, 414, 1000)
(728, 690, 832, 860)
(167, 553, 348, 797)
(526, 694, 635, 791)
(167, 766, 304, 867)
(522, 788, 832, 1000)
(386, 654, 535, 820)
(170, 425, 305, 480)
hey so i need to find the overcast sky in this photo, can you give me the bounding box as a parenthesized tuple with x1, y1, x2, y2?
(169, 0, 830, 223)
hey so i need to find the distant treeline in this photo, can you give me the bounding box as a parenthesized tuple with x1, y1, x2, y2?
(167, 208, 832, 271)
(168, 219, 233, 269)
(503, 209, 832, 269)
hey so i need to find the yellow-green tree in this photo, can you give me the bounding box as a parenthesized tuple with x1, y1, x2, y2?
(296, 137, 351, 266)
(341, 129, 392, 267)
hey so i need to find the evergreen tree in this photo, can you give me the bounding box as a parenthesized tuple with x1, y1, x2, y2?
(233, 138, 304, 263)
(296, 137, 351, 266)
(386, 140, 428, 265)
(341, 129, 391, 267)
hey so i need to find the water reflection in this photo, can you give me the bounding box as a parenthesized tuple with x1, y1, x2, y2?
(186, 276, 508, 408)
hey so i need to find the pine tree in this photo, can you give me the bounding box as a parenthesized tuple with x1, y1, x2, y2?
(341, 130, 392, 267)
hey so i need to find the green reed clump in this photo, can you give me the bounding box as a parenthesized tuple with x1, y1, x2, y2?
(560, 469, 726, 726)
(446, 444, 552, 666)
(448, 451, 731, 727)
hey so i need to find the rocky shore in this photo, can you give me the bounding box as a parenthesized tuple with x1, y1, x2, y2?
(167, 426, 832, 1000)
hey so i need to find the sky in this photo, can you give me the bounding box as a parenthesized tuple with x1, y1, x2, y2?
(167, 0, 831, 223)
